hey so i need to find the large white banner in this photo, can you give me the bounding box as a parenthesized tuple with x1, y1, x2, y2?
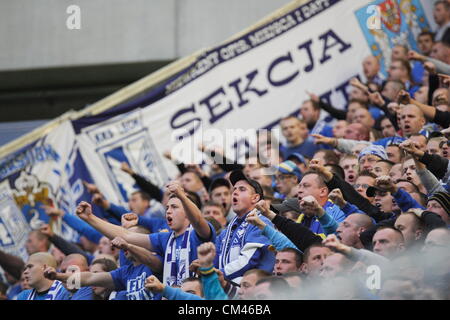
(0, 0, 436, 258)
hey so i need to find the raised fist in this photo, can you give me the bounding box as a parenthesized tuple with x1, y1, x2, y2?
(166, 180, 184, 197)
(322, 234, 349, 254)
(121, 213, 139, 229)
(399, 140, 424, 158)
(91, 193, 109, 209)
(145, 275, 165, 293)
(396, 90, 411, 105)
(375, 175, 396, 194)
(76, 201, 93, 221)
(328, 189, 346, 208)
(299, 195, 324, 217)
(197, 242, 216, 268)
(111, 237, 129, 250)
(246, 210, 266, 230)
(40, 224, 54, 238)
(255, 200, 270, 216)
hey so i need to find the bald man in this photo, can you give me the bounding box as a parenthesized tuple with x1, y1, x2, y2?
(353, 108, 375, 128)
(394, 213, 424, 248)
(423, 228, 450, 251)
(336, 214, 373, 249)
(372, 227, 405, 259)
(362, 56, 383, 86)
(400, 104, 426, 138)
(59, 254, 93, 300)
(344, 123, 370, 141)
(17, 252, 70, 300)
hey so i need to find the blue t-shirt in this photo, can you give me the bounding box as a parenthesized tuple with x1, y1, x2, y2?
(149, 223, 216, 268)
(70, 286, 94, 300)
(17, 283, 71, 300)
(110, 263, 161, 300)
(6, 283, 22, 300)
(280, 140, 319, 160)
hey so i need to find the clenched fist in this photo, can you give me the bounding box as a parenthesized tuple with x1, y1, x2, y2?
(328, 189, 346, 208)
(76, 201, 93, 221)
(145, 275, 165, 293)
(121, 213, 138, 229)
(299, 195, 324, 218)
(197, 242, 216, 268)
(111, 237, 129, 250)
(246, 210, 266, 230)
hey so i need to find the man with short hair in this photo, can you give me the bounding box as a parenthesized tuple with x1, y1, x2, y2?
(237, 269, 271, 300)
(75, 180, 215, 288)
(336, 214, 373, 249)
(353, 108, 375, 129)
(253, 277, 291, 300)
(394, 213, 424, 248)
(373, 160, 394, 178)
(372, 227, 405, 259)
(17, 252, 70, 300)
(44, 225, 162, 300)
(215, 170, 275, 284)
(400, 104, 427, 138)
(319, 253, 353, 279)
(433, 1, 450, 41)
(300, 100, 333, 138)
(279, 116, 319, 159)
(296, 169, 346, 235)
(417, 31, 435, 56)
(300, 244, 332, 277)
(59, 254, 94, 300)
(25, 230, 50, 255)
(389, 58, 419, 94)
(202, 201, 227, 228)
(342, 123, 370, 142)
(339, 155, 358, 184)
(362, 55, 384, 86)
(273, 248, 302, 276)
(209, 178, 234, 223)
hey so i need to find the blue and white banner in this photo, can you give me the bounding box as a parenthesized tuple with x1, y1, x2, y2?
(0, 0, 435, 258)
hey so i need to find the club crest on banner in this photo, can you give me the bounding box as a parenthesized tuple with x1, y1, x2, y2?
(355, 0, 430, 76)
(12, 171, 57, 230)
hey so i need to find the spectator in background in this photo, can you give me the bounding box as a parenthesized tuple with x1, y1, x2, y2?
(433, 1, 450, 41)
(279, 116, 319, 159)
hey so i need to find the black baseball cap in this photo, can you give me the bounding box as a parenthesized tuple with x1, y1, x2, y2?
(229, 170, 264, 200)
(366, 186, 386, 197)
(209, 178, 231, 193)
(271, 198, 300, 214)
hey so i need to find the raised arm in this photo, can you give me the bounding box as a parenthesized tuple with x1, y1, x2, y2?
(111, 237, 163, 274)
(44, 267, 115, 289)
(76, 201, 153, 251)
(166, 181, 211, 240)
